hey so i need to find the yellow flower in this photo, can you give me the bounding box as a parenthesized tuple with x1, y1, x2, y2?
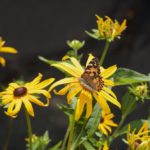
(0, 37, 17, 66)
(96, 15, 127, 42)
(126, 121, 150, 150)
(0, 73, 55, 117)
(49, 54, 121, 121)
(98, 111, 117, 136)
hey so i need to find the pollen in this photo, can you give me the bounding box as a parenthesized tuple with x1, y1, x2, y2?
(13, 87, 27, 97)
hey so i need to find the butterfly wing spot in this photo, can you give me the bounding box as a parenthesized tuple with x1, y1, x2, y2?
(81, 57, 104, 92)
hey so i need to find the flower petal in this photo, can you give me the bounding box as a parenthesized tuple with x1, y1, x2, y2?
(54, 83, 74, 95)
(67, 84, 82, 104)
(85, 91, 92, 119)
(5, 100, 22, 117)
(0, 56, 6, 66)
(28, 95, 46, 106)
(101, 65, 117, 79)
(103, 79, 114, 86)
(100, 90, 121, 108)
(52, 62, 81, 77)
(22, 98, 34, 117)
(75, 95, 85, 121)
(25, 73, 43, 88)
(0, 47, 17, 53)
(93, 93, 111, 114)
(86, 53, 95, 67)
(102, 87, 117, 99)
(33, 78, 55, 90)
(49, 77, 78, 91)
(70, 57, 84, 73)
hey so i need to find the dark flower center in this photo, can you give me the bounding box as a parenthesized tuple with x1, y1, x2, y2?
(135, 139, 142, 149)
(13, 87, 27, 97)
(100, 117, 104, 123)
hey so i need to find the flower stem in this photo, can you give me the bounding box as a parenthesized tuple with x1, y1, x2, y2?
(100, 41, 110, 65)
(61, 122, 71, 149)
(24, 108, 33, 150)
(67, 115, 75, 150)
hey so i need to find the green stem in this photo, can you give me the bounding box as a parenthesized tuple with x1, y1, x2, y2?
(72, 119, 88, 149)
(61, 119, 71, 150)
(3, 118, 13, 150)
(100, 41, 110, 66)
(24, 108, 33, 150)
(74, 49, 78, 58)
(67, 115, 75, 150)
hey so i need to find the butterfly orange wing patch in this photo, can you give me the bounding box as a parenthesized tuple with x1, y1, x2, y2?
(81, 57, 104, 91)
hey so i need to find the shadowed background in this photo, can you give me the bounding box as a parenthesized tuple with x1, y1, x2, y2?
(0, 0, 150, 149)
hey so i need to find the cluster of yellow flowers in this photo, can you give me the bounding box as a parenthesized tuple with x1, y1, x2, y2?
(0, 15, 149, 150)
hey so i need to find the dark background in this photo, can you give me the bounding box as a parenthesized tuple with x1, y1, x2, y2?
(0, 0, 150, 149)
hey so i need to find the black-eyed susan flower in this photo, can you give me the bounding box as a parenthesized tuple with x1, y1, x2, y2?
(126, 121, 150, 150)
(49, 54, 121, 121)
(0, 37, 17, 66)
(86, 15, 126, 42)
(0, 73, 55, 117)
(98, 111, 117, 136)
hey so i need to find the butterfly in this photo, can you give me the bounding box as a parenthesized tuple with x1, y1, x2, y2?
(81, 57, 104, 92)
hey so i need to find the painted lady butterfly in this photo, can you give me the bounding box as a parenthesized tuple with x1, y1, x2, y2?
(80, 57, 104, 92)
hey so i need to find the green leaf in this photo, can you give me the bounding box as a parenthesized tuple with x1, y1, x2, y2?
(38, 56, 57, 65)
(26, 131, 51, 150)
(85, 30, 99, 40)
(113, 68, 150, 86)
(82, 141, 96, 150)
(121, 92, 137, 115)
(57, 104, 74, 117)
(85, 103, 101, 137)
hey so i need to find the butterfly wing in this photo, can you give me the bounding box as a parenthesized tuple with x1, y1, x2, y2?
(81, 58, 104, 91)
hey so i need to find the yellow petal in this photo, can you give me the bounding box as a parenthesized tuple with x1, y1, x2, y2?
(49, 77, 78, 91)
(54, 83, 74, 95)
(5, 100, 22, 117)
(86, 53, 95, 67)
(70, 57, 84, 73)
(103, 79, 114, 86)
(28, 95, 45, 106)
(0, 56, 6, 66)
(100, 90, 121, 108)
(75, 96, 85, 121)
(103, 87, 117, 99)
(25, 73, 43, 88)
(93, 93, 111, 114)
(31, 89, 51, 99)
(0, 47, 17, 53)
(99, 124, 108, 135)
(67, 85, 82, 104)
(85, 92, 92, 119)
(2, 95, 13, 104)
(101, 65, 117, 79)
(33, 78, 55, 90)
(22, 98, 34, 117)
(52, 62, 81, 77)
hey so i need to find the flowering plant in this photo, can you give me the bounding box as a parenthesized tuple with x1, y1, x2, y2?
(0, 15, 150, 150)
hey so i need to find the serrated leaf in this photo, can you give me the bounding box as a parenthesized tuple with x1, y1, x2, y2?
(113, 68, 150, 86)
(85, 103, 101, 137)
